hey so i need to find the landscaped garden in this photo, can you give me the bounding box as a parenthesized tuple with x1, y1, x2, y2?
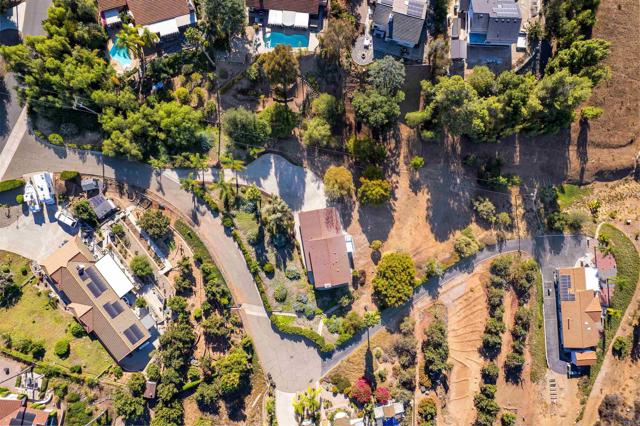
(0, 251, 114, 376)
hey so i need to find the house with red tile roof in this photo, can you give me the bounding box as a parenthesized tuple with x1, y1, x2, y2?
(246, 0, 326, 30)
(0, 397, 56, 426)
(96, 0, 197, 41)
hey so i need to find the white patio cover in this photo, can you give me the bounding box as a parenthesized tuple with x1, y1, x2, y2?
(104, 9, 121, 25)
(294, 12, 309, 28)
(95, 253, 134, 298)
(144, 18, 180, 37)
(268, 9, 283, 26)
(282, 10, 296, 26)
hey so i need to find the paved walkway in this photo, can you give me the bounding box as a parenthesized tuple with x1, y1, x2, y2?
(0, 108, 27, 180)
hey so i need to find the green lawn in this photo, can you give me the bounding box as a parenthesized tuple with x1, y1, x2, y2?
(0, 280, 114, 376)
(556, 184, 592, 210)
(0, 251, 33, 285)
(582, 224, 640, 395)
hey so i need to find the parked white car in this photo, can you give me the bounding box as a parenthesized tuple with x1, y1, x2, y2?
(55, 209, 78, 228)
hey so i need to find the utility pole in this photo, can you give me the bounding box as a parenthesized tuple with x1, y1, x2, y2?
(514, 193, 521, 254)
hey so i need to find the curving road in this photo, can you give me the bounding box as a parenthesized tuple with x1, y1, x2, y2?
(2, 132, 591, 422)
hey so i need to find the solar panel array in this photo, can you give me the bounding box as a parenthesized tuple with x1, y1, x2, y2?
(558, 275, 575, 301)
(103, 301, 124, 319)
(85, 267, 109, 298)
(407, 0, 425, 17)
(124, 324, 145, 345)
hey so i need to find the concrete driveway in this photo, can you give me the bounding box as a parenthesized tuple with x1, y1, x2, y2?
(0, 203, 77, 262)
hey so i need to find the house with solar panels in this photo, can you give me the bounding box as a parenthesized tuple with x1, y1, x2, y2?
(460, 0, 521, 46)
(371, 0, 427, 48)
(41, 237, 150, 363)
(556, 266, 602, 367)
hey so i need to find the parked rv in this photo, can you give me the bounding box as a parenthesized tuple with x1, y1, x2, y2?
(32, 172, 55, 205)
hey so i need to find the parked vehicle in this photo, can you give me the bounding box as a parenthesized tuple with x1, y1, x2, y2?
(55, 209, 78, 228)
(23, 183, 40, 213)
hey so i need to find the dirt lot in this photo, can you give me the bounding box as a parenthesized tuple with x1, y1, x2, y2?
(438, 263, 490, 426)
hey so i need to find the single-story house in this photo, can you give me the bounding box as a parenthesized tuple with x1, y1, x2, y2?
(0, 397, 54, 426)
(372, 0, 427, 48)
(88, 194, 117, 221)
(298, 207, 353, 290)
(246, 0, 326, 29)
(41, 237, 150, 363)
(557, 267, 602, 366)
(97, 0, 197, 39)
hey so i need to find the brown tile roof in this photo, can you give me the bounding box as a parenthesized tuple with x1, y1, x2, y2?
(40, 236, 91, 277)
(574, 350, 597, 366)
(246, 0, 323, 14)
(561, 289, 602, 349)
(298, 208, 351, 289)
(44, 243, 150, 362)
(97, 0, 127, 13)
(595, 251, 617, 280)
(127, 0, 192, 26)
(0, 399, 50, 426)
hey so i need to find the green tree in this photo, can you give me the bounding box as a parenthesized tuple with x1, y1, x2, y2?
(204, 0, 245, 41)
(258, 103, 297, 138)
(292, 387, 321, 423)
(130, 256, 153, 278)
(214, 347, 251, 396)
(454, 234, 479, 258)
(302, 117, 333, 146)
(612, 336, 630, 358)
(358, 178, 392, 204)
(427, 36, 450, 78)
(138, 209, 170, 240)
(319, 18, 356, 67)
(324, 166, 354, 199)
(128, 372, 147, 396)
(311, 93, 339, 125)
(422, 317, 450, 384)
(581, 106, 604, 120)
(262, 44, 299, 91)
(501, 412, 517, 426)
(72, 199, 97, 226)
(223, 107, 270, 147)
(54, 339, 70, 358)
(417, 397, 437, 426)
(261, 196, 294, 236)
(546, 39, 611, 85)
(467, 66, 497, 97)
(195, 382, 219, 409)
(352, 89, 403, 131)
(113, 388, 146, 423)
(372, 252, 416, 308)
(368, 56, 406, 96)
(220, 154, 245, 198)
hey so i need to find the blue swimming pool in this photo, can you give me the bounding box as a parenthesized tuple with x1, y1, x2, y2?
(109, 42, 132, 67)
(265, 31, 309, 48)
(469, 33, 487, 44)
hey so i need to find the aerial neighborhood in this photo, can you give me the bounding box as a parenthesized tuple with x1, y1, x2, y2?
(0, 0, 635, 424)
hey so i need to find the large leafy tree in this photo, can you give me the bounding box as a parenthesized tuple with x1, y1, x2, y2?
(545, 38, 611, 85)
(204, 0, 246, 42)
(368, 56, 406, 96)
(372, 252, 416, 308)
(138, 209, 171, 240)
(262, 44, 299, 91)
(352, 89, 403, 131)
(261, 196, 294, 236)
(324, 166, 354, 200)
(223, 107, 271, 147)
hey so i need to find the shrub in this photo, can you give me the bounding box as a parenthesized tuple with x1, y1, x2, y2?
(369, 240, 383, 251)
(410, 156, 425, 170)
(130, 256, 153, 278)
(374, 386, 391, 404)
(30, 341, 45, 360)
(612, 336, 630, 358)
(258, 103, 297, 138)
(311, 93, 339, 124)
(417, 397, 437, 426)
(372, 252, 416, 308)
(350, 378, 372, 404)
(174, 87, 191, 104)
(504, 352, 525, 380)
(262, 262, 275, 275)
(60, 171, 79, 181)
(0, 179, 25, 193)
(69, 365, 82, 374)
(347, 135, 387, 165)
(324, 166, 354, 199)
(473, 198, 497, 224)
(15, 194, 23, 204)
(274, 285, 288, 303)
(481, 362, 499, 384)
(358, 178, 392, 204)
(454, 235, 479, 258)
(501, 412, 517, 426)
(47, 133, 63, 145)
(138, 209, 170, 240)
(71, 199, 97, 226)
(68, 321, 86, 338)
(329, 373, 351, 394)
(285, 268, 300, 280)
(496, 212, 512, 229)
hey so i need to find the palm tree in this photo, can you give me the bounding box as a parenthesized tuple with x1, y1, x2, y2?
(220, 155, 245, 202)
(215, 173, 234, 211)
(115, 25, 159, 94)
(188, 153, 209, 189)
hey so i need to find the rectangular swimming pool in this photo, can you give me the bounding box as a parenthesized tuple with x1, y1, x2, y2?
(264, 31, 309, 48)
(468, 33, 487, 44)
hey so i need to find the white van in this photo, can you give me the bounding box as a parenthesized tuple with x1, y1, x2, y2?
(55, 210, 78, 228)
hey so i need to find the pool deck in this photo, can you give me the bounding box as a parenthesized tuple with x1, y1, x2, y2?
(107, 38, 138, 75)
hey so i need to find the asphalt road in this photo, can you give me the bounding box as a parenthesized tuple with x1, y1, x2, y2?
(22, 0, 51, 37)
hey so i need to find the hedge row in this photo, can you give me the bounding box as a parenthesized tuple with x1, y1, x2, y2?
(271, 315, 335, 353)
(181, 379, 202, 392)
(0, 179, 25, 193)
(174, 219, 213, 264)
(231, 229, 273, 313)
(0, 346, 89, 385)
(180, 178, 219, 213)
